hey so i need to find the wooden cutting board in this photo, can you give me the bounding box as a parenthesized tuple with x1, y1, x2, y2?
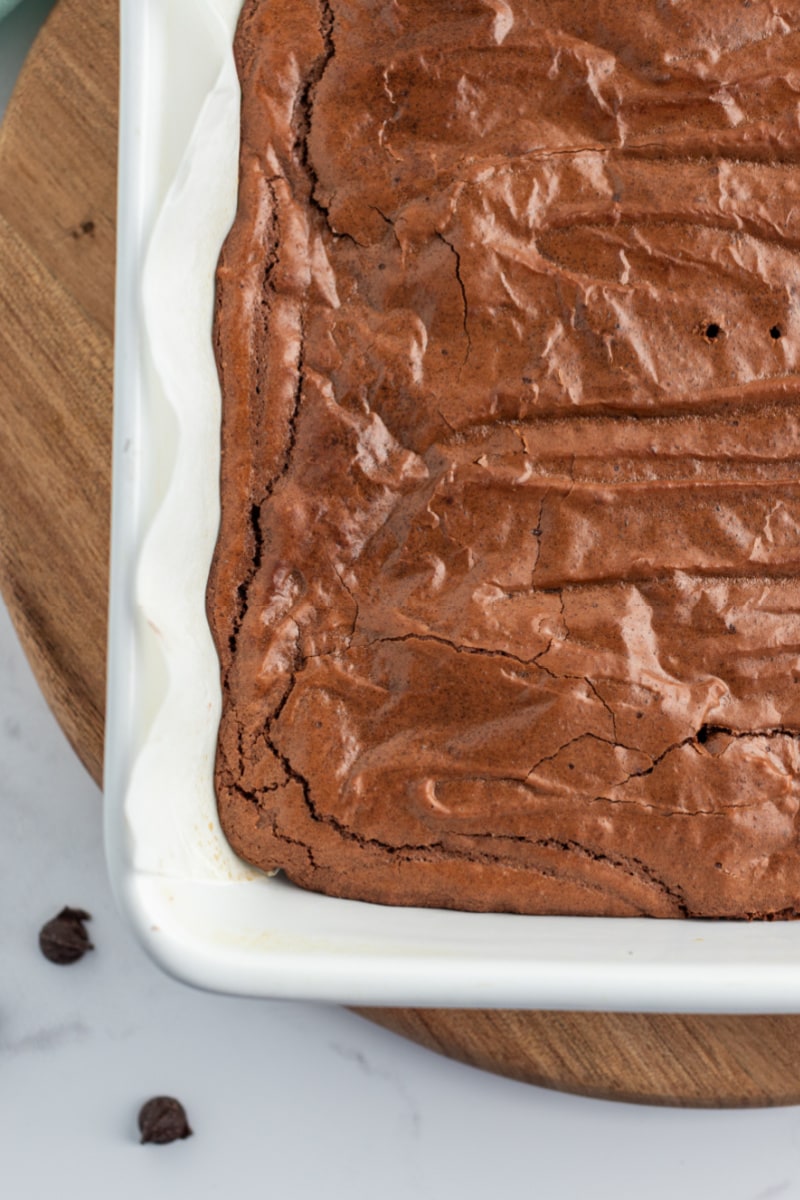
(5, 0, 800, 1109)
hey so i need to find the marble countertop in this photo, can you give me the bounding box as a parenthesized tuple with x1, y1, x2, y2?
(3, 4, 800, 1197)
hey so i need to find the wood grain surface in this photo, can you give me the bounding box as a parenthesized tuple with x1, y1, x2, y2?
(3, 0, 800, 1108)
(0, 0, 115, 783)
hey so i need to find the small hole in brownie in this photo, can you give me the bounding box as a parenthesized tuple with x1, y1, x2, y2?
(696, 725, 710, 743)
(714, 861, 723, 870)
(705, 323, 721, 340)
(568, 762, 575, 770)
(771, 325, 782, 339)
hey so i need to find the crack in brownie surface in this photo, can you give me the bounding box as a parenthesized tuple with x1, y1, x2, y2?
(208, 0, 800, 916)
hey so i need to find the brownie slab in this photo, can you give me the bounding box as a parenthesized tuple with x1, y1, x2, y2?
(208, 0, 800, 916)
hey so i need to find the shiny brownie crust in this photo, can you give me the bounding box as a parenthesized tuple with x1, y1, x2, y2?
(209, 0, 800, 916)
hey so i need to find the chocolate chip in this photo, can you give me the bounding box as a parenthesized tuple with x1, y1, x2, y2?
(138, 1097, 193, 1145)
(38, 907, 93, 965)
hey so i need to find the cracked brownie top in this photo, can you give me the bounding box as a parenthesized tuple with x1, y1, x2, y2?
(208, 0, 800, 917)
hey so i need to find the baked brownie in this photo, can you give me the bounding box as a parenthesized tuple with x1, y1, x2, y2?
(209, 0, 800, 916)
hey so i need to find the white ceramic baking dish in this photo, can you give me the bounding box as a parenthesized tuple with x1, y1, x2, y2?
(104, 0, 800, 1010)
